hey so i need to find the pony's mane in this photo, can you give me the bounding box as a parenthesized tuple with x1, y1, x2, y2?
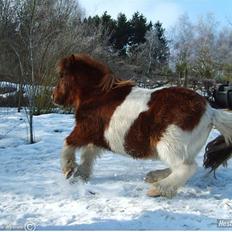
(58, 54, 135, 92)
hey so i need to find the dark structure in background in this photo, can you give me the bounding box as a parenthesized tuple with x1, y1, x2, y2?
(214, 83, 232, 109)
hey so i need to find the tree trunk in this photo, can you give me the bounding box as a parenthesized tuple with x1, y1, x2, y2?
(27, 0, 37, 144)
(29, 36, 35, 144)
(17, 82, 23, 112)
(183, 68, 188, 88)
(29, 110, 34, 144)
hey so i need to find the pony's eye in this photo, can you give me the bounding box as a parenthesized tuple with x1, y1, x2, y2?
(60, 71, 68, 79)
(59, 71, 66, 79)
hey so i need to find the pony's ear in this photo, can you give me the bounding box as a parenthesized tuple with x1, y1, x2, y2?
(66, 54, 76, 67)
(70, 54, 75, 63)
(58, 55, 76, 74)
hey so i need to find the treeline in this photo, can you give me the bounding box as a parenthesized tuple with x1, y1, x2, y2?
(1, 0, 232, 110)
(85, 11, 168, 59)
(85, 11, 170, 79)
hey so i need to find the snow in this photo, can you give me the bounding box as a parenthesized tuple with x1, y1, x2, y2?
(0, 107, 232, 230)
(0, 81, 52, 99)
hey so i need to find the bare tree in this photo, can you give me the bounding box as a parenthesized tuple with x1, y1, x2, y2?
(130, 29, 160, 75)
(0, 0, 116, 143)
(170, 14, 195, 87)
(170, 14, 222, 87)
(215, 27, 232, 82)
(192, 14, 218, 80)
(0, 0, 85, 143)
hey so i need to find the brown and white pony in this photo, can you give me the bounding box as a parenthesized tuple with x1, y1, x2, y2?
(52, 54, 232, 197)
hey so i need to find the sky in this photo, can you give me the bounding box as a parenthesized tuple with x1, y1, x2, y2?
(78, 0, 232, 29)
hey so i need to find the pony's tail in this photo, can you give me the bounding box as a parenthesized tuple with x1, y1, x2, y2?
(203, 108, 232, 173)
(203, 135, 232, 173)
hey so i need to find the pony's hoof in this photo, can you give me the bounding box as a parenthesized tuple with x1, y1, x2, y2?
(146, 188, 161, 197)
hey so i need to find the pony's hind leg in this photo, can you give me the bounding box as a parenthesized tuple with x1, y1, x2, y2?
(147, 125, 199, 198)
(144, 168, 171, 183)
(146, 112, 213, 197)
(147, 161, 197, 197)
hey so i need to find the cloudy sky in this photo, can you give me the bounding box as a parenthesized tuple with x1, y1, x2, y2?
(78, 0, 232, 28)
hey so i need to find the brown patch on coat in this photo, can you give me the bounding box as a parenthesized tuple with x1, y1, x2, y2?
(124, 87, 207, 158)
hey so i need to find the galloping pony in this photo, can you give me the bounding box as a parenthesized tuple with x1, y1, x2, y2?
(52, 54, 232, 197)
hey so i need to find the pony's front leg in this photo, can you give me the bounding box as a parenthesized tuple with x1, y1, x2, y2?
(60, 127, 83, 179)
(60, 140, 78, 179)
(61, 126, 101, 182)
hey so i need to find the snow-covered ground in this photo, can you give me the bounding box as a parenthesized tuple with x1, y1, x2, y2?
(0, 108, 232, 230)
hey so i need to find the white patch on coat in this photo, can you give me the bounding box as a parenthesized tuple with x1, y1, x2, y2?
(156, 104, 213, 167)
(212, 107, 232, 144)
(155, 104, 213, 191)
(104, 87, 153, 155)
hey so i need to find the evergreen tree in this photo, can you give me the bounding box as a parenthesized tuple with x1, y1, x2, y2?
(129, 12, 152, 46)
(111, 13, 131, 54)
(101, 11, 116, 33)
(86, 15, 101, 27)
(153, 21, 169, 66)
